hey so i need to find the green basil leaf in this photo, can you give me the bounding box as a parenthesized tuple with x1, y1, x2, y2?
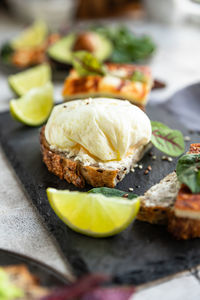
(88, 187, 138, 199)
(72, 51, 106, 77)
(92, 26, 156, 63)
(151, 121, 185, 157)
(131, 70, 147, 83)
(176, 154, 200, 193)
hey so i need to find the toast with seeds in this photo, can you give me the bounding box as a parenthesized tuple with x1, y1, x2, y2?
(137, 143, 200, 239)
(40, 126, 151, 188)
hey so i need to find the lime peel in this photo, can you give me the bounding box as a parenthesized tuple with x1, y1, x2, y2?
(10, 82, 53, 126)
(11, 20, 48, 50)
(47, 188, 140, 238)
(8, 64, 51, 96)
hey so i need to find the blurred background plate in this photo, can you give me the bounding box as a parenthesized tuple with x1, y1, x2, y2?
(0, 248, 69, 287)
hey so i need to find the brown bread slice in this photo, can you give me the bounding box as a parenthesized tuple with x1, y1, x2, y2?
(138, 143, 200, 240)
(40, 126, 151, 188)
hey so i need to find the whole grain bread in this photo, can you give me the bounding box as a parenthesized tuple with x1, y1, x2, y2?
(40, 126, 150, 188)
(137, 143, 200, 240)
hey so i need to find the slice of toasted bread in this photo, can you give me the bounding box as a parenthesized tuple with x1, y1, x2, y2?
(138, 143, 200, 240)
(1, 264, 49, 299)
(40, 126, 151, 188)
(62, 63, 152, 109)
(137, 172, 180, 225)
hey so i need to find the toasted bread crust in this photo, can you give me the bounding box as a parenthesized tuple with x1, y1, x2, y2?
(40, 126, 122, 188)
(167, 210, 200, 240)
(137, 172, 179, 225)
(137, 206, 169, 225)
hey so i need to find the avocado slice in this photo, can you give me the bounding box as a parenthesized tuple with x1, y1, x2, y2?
(47, 32, 113, 65)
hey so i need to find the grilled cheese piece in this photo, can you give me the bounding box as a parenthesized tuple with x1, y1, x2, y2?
(62, 63, 152, 108)
(41, 98, 152, 188)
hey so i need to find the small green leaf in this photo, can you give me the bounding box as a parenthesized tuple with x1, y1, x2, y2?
(72, 51, 106, 77)
(177, 154, 200, 194)
(151, 121, 185, 157)
(88, 187, 138, 199)
(131, 70, 147, 83)
(0, 43, 14, 62)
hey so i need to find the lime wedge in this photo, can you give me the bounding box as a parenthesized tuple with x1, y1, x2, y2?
(8, 64, 51, 96)
(10, 82, 53, 126)
(11, 20, 48, 50)
(47, 188, 140, 237)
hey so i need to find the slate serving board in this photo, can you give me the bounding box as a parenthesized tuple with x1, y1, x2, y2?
(0, 103, 200, 286)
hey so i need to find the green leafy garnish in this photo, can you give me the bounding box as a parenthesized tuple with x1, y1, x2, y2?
(151, 121, 185, 157)
(72, 51, 106, 77)
(176, 154, 200, 193)
(92, 26, 156, 63)
(89, 187, 138, 199)
(131, 70, 147, 83)
(72, 50, 147, 82)
(0, 43, 14, 63)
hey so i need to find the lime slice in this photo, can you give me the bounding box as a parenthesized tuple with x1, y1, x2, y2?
(47, 188, 140, 237)
(8, 64, 51, 96)
(11, 20, 48, 50)
(10, 82, 53, 126)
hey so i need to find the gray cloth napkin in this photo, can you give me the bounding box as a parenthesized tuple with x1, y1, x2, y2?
(158, 82, 200, 131)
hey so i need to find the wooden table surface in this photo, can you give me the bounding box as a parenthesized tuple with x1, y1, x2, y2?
(0, 11, 200, 299)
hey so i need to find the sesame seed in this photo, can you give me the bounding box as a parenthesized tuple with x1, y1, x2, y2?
(123, 193, 129, 198)
(162, 156, 167, 160)
(194, 168, 199, 172)
(152, 155, 157, 160)
(147, 165, 152, 171)
(138, 164, 143, 169)
(129, 187, 134, 192)
(134, 164, 138, 168)
(131, 168, 135, 173)
(184, 136, 191, 142)
(167, 157, 173, 162)
(144, 170, 149, 175)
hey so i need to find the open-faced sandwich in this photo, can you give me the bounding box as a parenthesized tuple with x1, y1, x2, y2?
(0, 265, 49, 299)
(138, 143, 200, 240)
(62, 51, 152, 109)
(40, 98, 152, 188)
(0, 20, 60, 69)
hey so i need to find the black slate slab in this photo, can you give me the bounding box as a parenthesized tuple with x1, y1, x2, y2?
(0, 103, 200, 285)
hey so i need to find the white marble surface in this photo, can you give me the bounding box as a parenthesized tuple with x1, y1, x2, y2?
(0, 11, 200, 299)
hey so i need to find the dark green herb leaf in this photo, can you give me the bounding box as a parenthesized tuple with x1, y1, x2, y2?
(72, 51, 106, 77)
(0, 43, 14, 63)
(151, 121, 185, 157)
(131, 70, 147, 83)
(92, 26, 156, 63)
(176, 154, 200, 193)
(88, 187, 138, 199)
